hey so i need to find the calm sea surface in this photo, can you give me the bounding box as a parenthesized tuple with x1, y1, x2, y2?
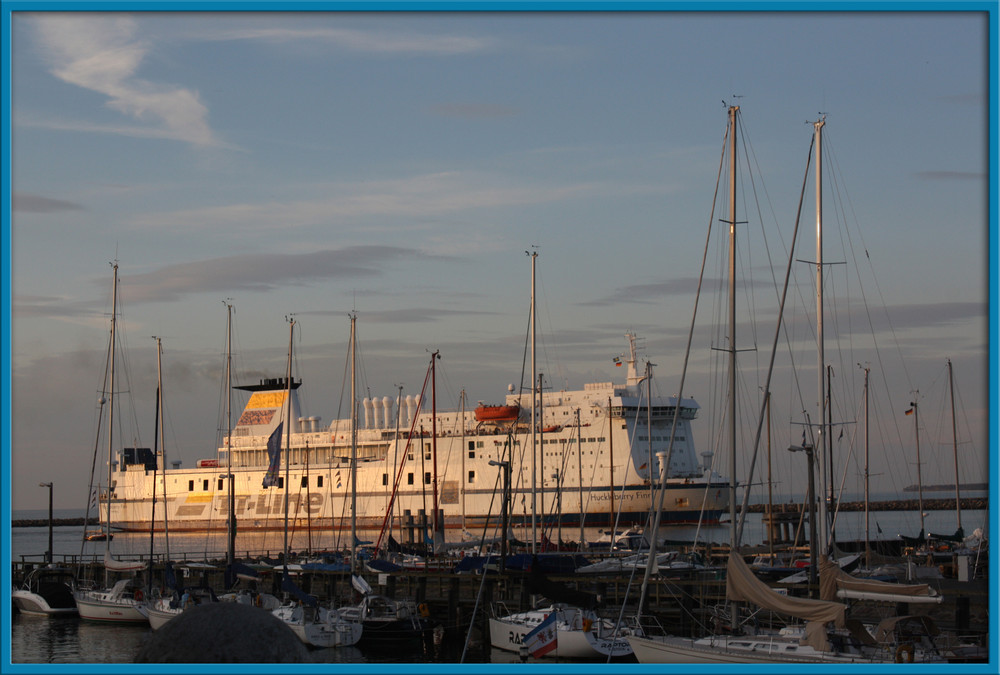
(8, 501, 990, 664)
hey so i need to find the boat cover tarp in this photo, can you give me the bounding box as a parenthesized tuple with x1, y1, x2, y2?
(818, 558, 937, 602)
(280, 571, 317, 607)
(103, 549, 145, 572)
(726, 554, 845, 653)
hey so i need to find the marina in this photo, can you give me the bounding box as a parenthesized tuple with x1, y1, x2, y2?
(7, 12, 992, 668)
(10, 505, 991, 664)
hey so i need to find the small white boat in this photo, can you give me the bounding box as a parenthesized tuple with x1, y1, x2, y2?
(74, 578, 147, 624)
(273, 602, 363, 648)
(138, 587, 220, 630)
(11, 567, 78, 616)
(489, 603, 635, 659)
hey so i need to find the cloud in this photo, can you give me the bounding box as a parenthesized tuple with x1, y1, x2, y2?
(120, 246, 453, 303)
(129, 172, 610, 232)
(11, 192, 84, 213)
(31, 14, 223, 148)
(204, 25, 495, 55)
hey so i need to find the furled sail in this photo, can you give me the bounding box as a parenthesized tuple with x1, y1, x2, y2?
(818, 558, 942, 604)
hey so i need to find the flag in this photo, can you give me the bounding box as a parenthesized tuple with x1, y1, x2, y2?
(261, 422, 284, 488)
(904, 408, 914, 416)
(523, 612, 558, 658)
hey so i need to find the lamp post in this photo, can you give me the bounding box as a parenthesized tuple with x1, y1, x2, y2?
(39, 482, 53, 564)
(787, 444, 817, 595)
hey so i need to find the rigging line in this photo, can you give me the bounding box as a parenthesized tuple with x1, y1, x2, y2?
(735, 131, 814, 547)
(636, 104, 730, 620)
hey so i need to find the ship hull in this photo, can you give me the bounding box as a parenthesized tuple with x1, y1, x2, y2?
(107, 479, 728, 533)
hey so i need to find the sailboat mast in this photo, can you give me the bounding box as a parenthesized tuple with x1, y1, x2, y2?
(862, 363, 871, 568)
(283, 317, 295, 563)
(155, 336, 169, 560)
(576, 408, 584, 548)
(911, 394, 925, 537)
(431, 350, 440, 547)
(349, 314, 358, 571)
(529, 250, 538, 555)
(148, 338, 160, 589)
(105, 262, 118, 587)
(949, 359, 962, 532)
(813, 116, 830, 558)
(225, 301, 235, 571)
(725, 105, 740, 632)
(727, 105, 738, 554)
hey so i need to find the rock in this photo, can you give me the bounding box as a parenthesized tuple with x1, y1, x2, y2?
(135, 601, 311, 663)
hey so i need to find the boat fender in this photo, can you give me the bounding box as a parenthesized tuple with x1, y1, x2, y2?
(133, 589, 144, 602)
(418, 603, 430, 618)
(254, 594, 262, 608)
(895, 644, 915, 663)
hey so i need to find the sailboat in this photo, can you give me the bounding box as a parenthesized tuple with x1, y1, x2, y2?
(269, 317, 363, 649)
(627, 109, 948, 664)
(75, 262, 148, 624)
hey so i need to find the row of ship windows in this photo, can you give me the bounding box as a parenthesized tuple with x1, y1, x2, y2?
(188, 470, 483, 493)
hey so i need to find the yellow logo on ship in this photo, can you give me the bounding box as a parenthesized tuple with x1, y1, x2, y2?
(246, 391, 287, 409)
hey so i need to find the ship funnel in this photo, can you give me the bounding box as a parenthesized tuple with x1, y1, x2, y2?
(363, 397, 374, 429)
(372, 396, 383, 429)
(406, 395, 417, 425)
(382, 396, 393, 429)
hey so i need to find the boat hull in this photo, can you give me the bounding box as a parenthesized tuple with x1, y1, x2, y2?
(12, 590, 78, 616)
(489, 606, 633, 659)
(107, 481, 728, 533)
(627, 634, 888, 664)
(74, 592, 146, 624)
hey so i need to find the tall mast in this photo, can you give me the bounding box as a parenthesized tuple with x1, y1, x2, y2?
(104, 262, 118, 587)
(861, 363, 871, 568)
(431, 350, 441, 549)
(726, 105, 740, 631)
(155, 336, 169, 561)
(910, 393, 925, 538)
(814, 116, 830, 557)
(576, 408, 584, 548)
(349, 313, 358, 571)
(529, 250, 538, 555)
(727, 105, 739, 555)
(949, 359, 962, 533)
(283, 317, 295, 565)
(224, 301, 235, 572)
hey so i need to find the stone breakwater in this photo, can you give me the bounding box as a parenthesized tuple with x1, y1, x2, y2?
(744, 497, 987, 514)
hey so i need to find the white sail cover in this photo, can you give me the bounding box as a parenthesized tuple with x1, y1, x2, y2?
(103, 549, 145, 572)
(818, 558, 941, 604)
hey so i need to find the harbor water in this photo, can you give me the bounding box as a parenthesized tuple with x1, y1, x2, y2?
(8, 503, 989, 664)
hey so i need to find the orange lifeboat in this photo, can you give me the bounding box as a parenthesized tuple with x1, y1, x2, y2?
(474, 403, 520, 422)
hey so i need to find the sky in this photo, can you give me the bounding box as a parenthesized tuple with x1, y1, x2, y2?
(3, 7, 994, 514)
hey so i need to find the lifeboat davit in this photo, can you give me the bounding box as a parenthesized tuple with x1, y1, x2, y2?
(474, 403, 520, 423)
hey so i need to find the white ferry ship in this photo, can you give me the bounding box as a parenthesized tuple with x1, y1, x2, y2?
(106, 334, 728, 536)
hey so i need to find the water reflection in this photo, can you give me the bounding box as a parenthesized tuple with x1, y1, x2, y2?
(12, 613, 151, 663)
